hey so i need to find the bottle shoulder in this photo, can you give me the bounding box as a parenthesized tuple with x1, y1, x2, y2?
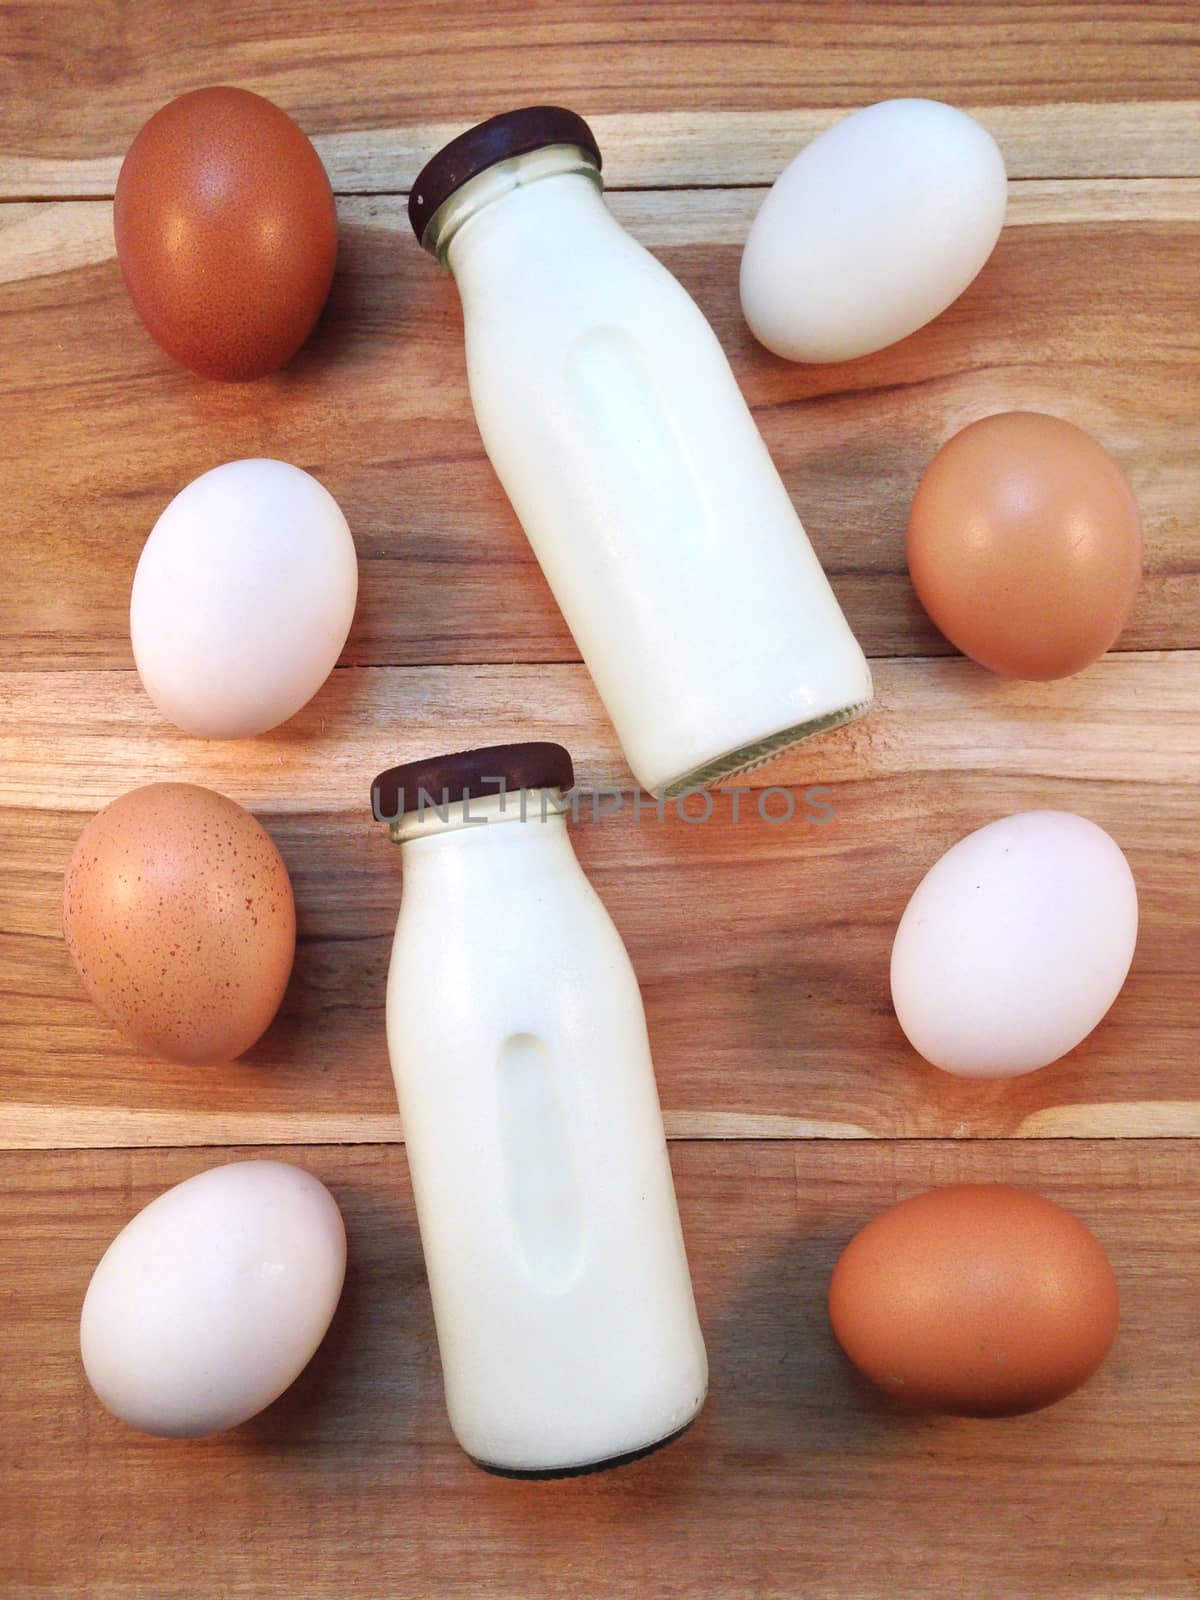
(391, 826, 622, 939)
(387, 886, 645, 1054)
(453, 187, 713, 344)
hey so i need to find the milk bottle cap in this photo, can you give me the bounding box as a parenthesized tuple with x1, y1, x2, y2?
(372, 742, 575, 825)
(409, 106, 602, 249)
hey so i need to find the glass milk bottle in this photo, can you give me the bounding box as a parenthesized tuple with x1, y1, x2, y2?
(372, 742, 707, 1473)
(409, 106, 873, 796)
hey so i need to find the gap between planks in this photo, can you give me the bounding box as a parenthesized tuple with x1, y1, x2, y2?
(2, 102, 1199, 198)
(4, 179, 1200, 286)
(4, 1103, 1200, 1150)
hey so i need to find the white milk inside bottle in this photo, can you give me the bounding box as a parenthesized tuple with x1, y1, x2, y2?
(409, 106, 873, 796)
(373, 742, 707, 1473)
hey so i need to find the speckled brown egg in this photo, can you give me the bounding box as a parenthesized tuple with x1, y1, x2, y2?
(829, 1184, 1119, 1416)
(113, 86, 337, 380)
(63, 783, 295, 1065)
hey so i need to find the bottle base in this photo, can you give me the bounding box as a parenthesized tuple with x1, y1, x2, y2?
(660, 696, 872, 797)
(467, 1412, 699, 1480)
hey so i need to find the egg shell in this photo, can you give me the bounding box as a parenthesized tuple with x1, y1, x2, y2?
(907, 411, 1144, 680)
(740, 99, 1007, 363)
(131, 459, 358, 739)
(63, 782, 295, 1065)
(81, 1161, 347, 1438)
(113, 86, 337, 381)
(890, 811, 1137, 1079)
(829, 1184, 1120, 1417)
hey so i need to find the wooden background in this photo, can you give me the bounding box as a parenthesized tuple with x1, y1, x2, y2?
(1, 4, 1198, 1596)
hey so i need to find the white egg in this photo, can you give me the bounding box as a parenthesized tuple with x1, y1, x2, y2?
(740, 99, 1008, 363)
(890, 812, 1138, 1079)
(131, 459, 358, 738)
(80, 1160, 346, 1437)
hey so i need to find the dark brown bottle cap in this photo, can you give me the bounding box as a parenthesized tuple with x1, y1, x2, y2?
(372, 742, 575, 824)
(409, 106, 602, 249)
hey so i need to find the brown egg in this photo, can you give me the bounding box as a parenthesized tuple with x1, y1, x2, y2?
(907, 412, 1143, 679)
(828, 1184, 1119, 1416)
(113, 86, 337, 380)
(63, 783, 295, 1065)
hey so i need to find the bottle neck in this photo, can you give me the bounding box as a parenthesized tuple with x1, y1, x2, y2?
(428, 143, 604, 267)
(391, 788, 571, 846)
(393, 790, 581, 910)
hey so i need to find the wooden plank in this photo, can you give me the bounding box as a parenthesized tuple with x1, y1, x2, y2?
(2, 0, 1199, 198)
(8, 179, 1200, 286)
(5, 100, 1200, 198)
(2, 653, 1197, 812)
(1, 1140, 1195, 1599)
(2, 713, 1196, 1145)
(2, 204, 1197, 670)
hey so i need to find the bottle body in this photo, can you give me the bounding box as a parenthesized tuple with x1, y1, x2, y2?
(446, 158, 873, 794)
(385, 795, 707, 1471)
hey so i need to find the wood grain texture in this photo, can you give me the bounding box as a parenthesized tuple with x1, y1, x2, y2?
(2, 197, 1198, 670)
(2, 0, 1199, 191)
(2, 1140, 1197, 1600)
(2, 659, 1197, 1145)
(4, 653, 1199, 811)
(2, 4, 1199, 1596)
(10, 180, 1200, 286)
(7, 102, 1200, 196)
